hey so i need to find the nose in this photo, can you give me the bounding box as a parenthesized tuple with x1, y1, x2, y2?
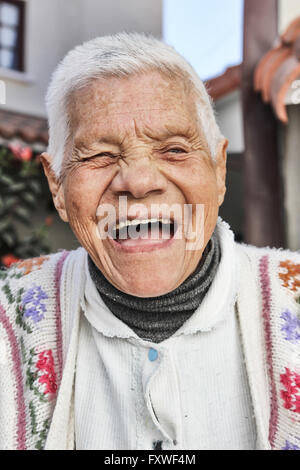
(111, 156, 168, 199)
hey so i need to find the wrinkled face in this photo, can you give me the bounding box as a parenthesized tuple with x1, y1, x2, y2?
(43, 71, 227, 297)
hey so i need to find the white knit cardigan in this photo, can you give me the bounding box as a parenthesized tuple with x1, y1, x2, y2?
(0, 220, 300, 450)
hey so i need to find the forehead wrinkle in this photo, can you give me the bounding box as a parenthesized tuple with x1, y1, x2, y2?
(73, 106, 173, 147)
(70, 77, 202, 149)
(74, 111, 203, 152)
(139, 118, 201, 142)
(70, 68, 194, 117)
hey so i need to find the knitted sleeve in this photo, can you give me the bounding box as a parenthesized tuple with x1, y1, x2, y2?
(257, 246, 300, 450)
(0, 252, 69, 450)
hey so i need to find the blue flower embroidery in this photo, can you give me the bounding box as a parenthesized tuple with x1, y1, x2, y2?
(22, 285, 48, 323)
(282, 440, 300, 450)
(281, 310, 300, 343)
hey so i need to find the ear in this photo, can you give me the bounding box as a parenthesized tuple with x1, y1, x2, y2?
(215, 138, 228, 207)
(40, 152, 69, 222)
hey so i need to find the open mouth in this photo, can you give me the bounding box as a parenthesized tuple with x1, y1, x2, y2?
(109, 218, 178, 250)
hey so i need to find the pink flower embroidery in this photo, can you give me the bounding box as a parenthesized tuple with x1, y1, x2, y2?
(280, 368, 300, 413)
(36, 350, 57, 396)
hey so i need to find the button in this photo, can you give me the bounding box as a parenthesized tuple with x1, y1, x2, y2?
(148, 348, 158, 361)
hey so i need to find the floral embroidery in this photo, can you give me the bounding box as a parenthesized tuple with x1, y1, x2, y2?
(16, 256, 50, 276)
(281, 310, 300, 343)
(23, 347, 47, 402)
(282, 440, 300, 450)
(22, 285, 48, 324)
(280, 368, 300, 414)
(279, 260, 300, 294)
(0, 250, 69, 449)
(36, 350, 57, 396)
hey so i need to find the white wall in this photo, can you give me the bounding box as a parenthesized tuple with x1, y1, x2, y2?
(81, 0, 161, 40)
(279, 0, 300, 33)
(214, 90, 245, 154)
(0, 0, 162, 117)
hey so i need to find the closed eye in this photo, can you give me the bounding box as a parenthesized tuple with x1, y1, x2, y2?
(89, 152, 119, 159)
(166, 147, 187, 154)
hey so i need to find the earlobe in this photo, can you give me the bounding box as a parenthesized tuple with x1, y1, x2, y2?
(40, 152, 69, 223)
(55, 186, 69, 223)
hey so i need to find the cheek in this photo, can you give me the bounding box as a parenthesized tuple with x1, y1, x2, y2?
(159, 158, 218, 204)
(63, 169, 107, 221)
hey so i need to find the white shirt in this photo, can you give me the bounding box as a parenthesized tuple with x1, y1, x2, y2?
(74, 222, 257, 450)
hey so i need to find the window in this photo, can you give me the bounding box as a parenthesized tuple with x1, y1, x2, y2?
(0, 0, 24, 71)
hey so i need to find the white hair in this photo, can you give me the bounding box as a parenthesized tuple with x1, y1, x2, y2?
(46, 32, 224, 178)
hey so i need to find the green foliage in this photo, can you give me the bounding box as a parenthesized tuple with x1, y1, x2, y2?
(0, 145, 51, 264)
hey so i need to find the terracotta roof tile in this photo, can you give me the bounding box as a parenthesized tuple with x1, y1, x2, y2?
(255, 16, 300, 122)
(254, 46, 291, 102)
(281, 17, 300, 44)
(0, 108, 48, 145)
(205, 65, 241, 101)
(271, 57, 300, 123)
(294, 36, 300, 60)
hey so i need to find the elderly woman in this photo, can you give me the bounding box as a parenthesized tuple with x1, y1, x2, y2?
(0, 33, 299, 451)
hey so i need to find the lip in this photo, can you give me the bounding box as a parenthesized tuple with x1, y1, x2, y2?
(107, 226, 178, 253)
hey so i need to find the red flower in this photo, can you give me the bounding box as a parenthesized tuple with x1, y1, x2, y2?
(36, 350, 57, 396)
(8, 143, 32, 161)
(1, 254, 21, 267)
(19, 147, 32, 161)
(45, 216, 53, 226)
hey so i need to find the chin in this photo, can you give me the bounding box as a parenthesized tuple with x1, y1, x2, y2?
(120, 273, 180, 298)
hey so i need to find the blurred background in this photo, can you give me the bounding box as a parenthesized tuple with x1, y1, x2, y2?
(0, 0, 299, 266)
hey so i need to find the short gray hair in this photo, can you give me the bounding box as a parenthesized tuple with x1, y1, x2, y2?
(46, 32, 224, 178)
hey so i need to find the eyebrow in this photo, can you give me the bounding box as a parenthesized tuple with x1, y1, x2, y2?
(73, 121, 203, 152)
(73, 136, 123, 153)
(142, 122, 201, 142)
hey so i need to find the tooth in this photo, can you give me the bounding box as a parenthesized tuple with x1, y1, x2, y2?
(116, 217, 164, 229)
